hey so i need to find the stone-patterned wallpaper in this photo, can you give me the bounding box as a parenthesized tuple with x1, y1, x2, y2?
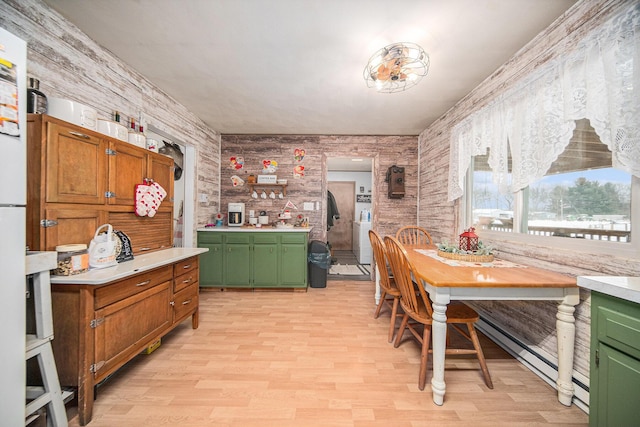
(417, 0, 638, 381)
(0, 0, 222, 242)
(221, 135, 418, 241)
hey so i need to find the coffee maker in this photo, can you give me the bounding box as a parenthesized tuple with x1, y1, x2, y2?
(228, 203, 245, 226)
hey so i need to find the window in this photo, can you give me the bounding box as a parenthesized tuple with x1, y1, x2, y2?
(469, 120, 635, 248)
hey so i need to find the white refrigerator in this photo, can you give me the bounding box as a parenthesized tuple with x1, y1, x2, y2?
(0, 27, 28, 426)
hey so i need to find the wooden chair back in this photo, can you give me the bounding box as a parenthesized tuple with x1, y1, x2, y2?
(395, 226, 434, 247)
(384, 236, 433, 319)
(368, 229, 393, 292)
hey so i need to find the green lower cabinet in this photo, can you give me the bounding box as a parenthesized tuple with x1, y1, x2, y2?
(197, 233, 223, 287)
(253, 243, 279, 286)
(280, 232, 308, 287)
(197, 231, 308, 289)
(589, 291, 640, 427)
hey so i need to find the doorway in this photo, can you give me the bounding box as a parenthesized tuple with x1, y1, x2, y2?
(327, 181, 355, 250)
(326, 155, 374, 252)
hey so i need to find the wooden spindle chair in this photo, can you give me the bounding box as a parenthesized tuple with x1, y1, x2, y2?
(369, 229, 403, 342)
(384, 235, 493, 391)
(395, 226, 434, 247)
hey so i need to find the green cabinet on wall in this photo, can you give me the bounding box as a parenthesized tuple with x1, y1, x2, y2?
(197, 230, 309, 289)
(589, 291, 640, 427)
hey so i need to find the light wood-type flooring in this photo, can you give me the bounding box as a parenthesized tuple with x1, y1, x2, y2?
(66, 280, 588, 426)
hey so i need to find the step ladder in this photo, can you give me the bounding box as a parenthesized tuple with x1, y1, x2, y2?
(25, 253, 73, 427)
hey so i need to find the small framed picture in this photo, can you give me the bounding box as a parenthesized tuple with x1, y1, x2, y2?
(360, 186, 365, 193)
(357, 194, 371, 203)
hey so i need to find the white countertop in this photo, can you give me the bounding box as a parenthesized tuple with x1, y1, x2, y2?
(578, 276, 640, 304)
(26, 251, 57, 275)
(197, 226, 312, 232)
(50, 247, 208, 285)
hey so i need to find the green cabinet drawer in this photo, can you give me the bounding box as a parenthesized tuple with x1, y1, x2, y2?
(197, 232, 223, 244)
(282, 233, 307, 244)
(593, 292, 640, 359)
(254, 233, 279, 244)
(226, 233, 251, 244)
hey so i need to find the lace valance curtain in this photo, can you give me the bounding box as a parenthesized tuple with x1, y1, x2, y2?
(448, 3, 640, 202)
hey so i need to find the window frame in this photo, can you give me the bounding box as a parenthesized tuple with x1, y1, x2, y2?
(464, 162, 639, 259)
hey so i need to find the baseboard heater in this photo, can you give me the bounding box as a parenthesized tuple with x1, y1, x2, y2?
(476, 317, 590, 413)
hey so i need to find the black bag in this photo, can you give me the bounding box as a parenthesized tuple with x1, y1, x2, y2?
(114, 230, 134, 263)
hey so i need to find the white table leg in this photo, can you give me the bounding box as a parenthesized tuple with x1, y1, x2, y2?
(555, 289, 580, 406)
(430, 297, 449, 405)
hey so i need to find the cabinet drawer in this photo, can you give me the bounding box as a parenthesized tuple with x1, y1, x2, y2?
(174, 256, 198, 276)
(198, 232, 223, 244)
(173, 284, 198, 322)
(594, 292, 640, 358)
(174, 269, 199, 293)
(254, 233, 278, 244)
(282, 233, 307, 244)
(226, 233, 251, 244)
(95, 266, 173, 309)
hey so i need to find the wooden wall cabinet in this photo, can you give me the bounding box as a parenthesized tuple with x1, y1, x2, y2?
(27, 114, 174, 252)
(589, 291, 640, 426)
(197, 230, 309, 289)
(51, 255, 200, 426)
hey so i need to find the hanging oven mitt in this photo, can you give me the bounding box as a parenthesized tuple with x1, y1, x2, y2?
(135, 182, 150, 216)
(135, 182, 151, 216)
(143, 182, 167, 217)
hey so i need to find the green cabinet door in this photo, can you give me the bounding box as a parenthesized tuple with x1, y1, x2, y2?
(590, 291, 640, 427)
(253, 243, 279, 286)
(224, 233, 252, 287)
(197, 232, 223, 287)
(253, 233, 279, 287)
(591, 342, 640, 427)
(280, 233, 308, 287)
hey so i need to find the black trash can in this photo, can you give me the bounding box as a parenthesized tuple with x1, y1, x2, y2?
(308, 240, 331, 288)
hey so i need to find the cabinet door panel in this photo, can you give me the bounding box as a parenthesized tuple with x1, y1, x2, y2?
(45, 123, 107, 204)
(43, 208, 106, 251)
(253, 244, 279, 286)
(148, 153, 174, 207)
(280, 243, 307, 287)
(224, 244, 251, 286)
(94, 282, 172, 381)
(108, 141, 146, 206)
(199, 242, 223, 287)
(592, 343, 640, 426)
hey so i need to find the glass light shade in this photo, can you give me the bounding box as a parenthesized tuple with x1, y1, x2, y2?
(363, 42, 429, 93)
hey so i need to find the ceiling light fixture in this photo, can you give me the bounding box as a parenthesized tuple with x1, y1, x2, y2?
(363, 42, 429, 93)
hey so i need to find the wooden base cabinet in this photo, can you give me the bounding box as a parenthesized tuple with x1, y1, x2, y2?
(589, 291, 640, 427)
(51, 255, 200, 426)
(198, 230, 309, 289)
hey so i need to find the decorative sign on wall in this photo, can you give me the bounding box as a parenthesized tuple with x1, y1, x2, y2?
(262, 159, 278, 173)
(294, 148, 305, 162)
(229, 156, 244, 170)
(230, 175, 244, 187)
(357, 194, 371, 203)
(293, 165, 305, 178)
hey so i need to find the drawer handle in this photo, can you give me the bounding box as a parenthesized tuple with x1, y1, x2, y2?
(182, 264, 191, 269)
(182, 277, 192, 284)
(140, 247, 151, 252)
(182, 299, 192, 305)
(68, 130, 90, 139)
(135, 280, 151, 287)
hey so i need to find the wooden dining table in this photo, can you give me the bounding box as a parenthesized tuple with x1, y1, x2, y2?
(397, 245, 579, 406)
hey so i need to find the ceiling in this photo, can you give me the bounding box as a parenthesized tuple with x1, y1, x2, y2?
(44, 0, 578, 136)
